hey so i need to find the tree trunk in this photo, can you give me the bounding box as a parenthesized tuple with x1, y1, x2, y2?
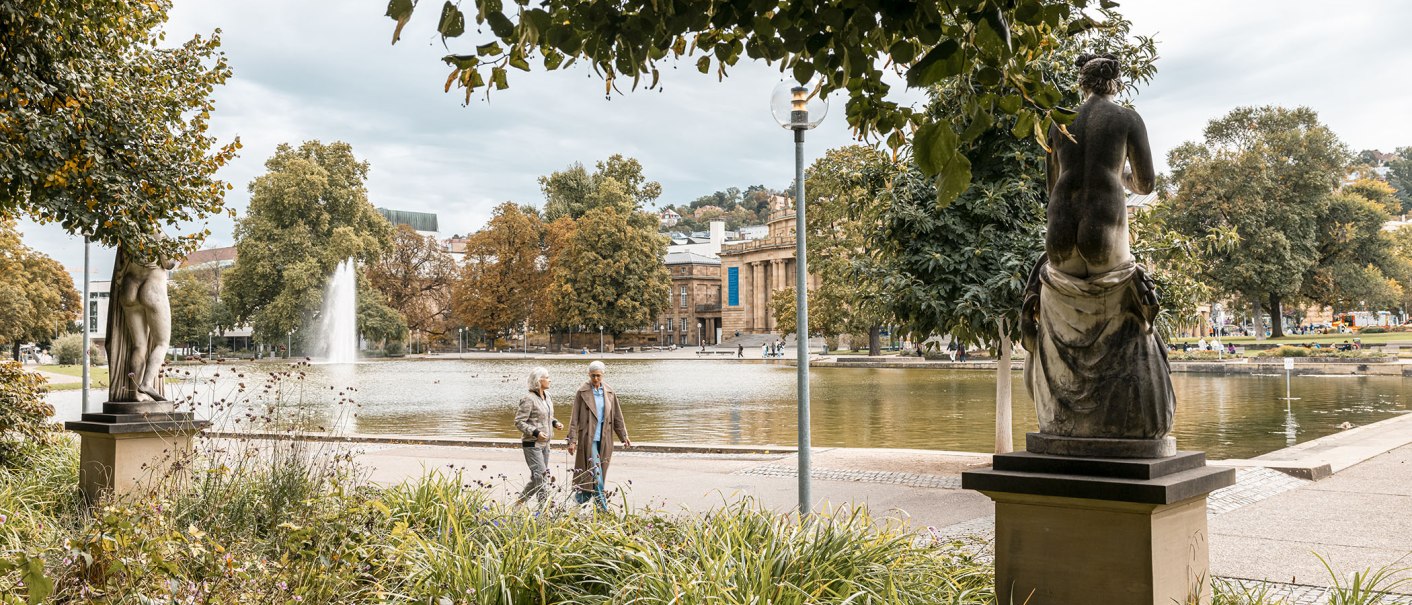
(868, 326, 881, 356)
(995, 320, 1014, 454)
(1252, 297, 1265, 342)
(1269, 293, 1285, 338)
(10, 342, 19, 362)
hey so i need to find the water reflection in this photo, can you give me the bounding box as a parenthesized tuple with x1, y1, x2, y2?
(46, 360, 1411, 460)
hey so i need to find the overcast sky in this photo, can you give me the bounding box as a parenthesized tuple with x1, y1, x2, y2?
(21, 0, 1412, 287)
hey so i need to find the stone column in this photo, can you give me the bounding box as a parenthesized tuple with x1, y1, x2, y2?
(753, 262, 767, 332)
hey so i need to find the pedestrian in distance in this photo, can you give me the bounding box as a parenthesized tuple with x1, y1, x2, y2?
(737, 343, 743, 358)
(565, 361, 632, 510)
(514, 366, 563, 506)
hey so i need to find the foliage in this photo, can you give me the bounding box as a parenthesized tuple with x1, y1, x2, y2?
(795, 145, 895, 342)
(366, 224, 457, 338)
(1301, 190, 1398, 311)
(551, 206, 671, 338)
(358, 285, 410, 347)
(389, 0, 1144, 205)
(1386, 147, 1412, 214)
(1343, 178, 1400, 216)
(1317, 553, 1411, 605)
(1166, 106, 1349, 336)
(0, 219, 81, 359)
(1252, 345, 1312, 358)
(169, 270, 218, 350)
(1130, 199, 1237, 339)
(223, 141, 396, 344)
(0, 0, 240, 260)
(0, 361, 54, 468)
(453, 202, 549, 341)
(540, 154, 661, 221)
(1386, 225, 1412, 312)
(664, 185, 779, 233)
(868, 8, 1156, 351)
(51, 334, 105, 366)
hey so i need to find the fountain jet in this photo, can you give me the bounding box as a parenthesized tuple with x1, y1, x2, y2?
(320, 258, 358, 364)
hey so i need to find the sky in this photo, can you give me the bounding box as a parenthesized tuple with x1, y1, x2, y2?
(19, 0, 1412, 287)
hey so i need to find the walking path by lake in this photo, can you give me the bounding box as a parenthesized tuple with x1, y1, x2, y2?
(215, 409, 1412, 598)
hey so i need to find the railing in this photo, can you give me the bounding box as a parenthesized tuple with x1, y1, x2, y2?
(695, 303, 722, 314)
(721, 236, 794, 255)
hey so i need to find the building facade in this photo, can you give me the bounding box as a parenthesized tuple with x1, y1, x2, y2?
(657, 251, 723, 347)
(719, 196, 818, 337)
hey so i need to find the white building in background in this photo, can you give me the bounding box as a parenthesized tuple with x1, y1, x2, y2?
(84, 280, 112, 347)
(659, 208, 681, 229)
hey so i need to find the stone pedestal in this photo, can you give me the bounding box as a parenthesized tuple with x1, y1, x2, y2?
(65, 404, 209, 503)
(962, 451, 1235, 605)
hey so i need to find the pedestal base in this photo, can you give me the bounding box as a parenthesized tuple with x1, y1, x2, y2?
(962, 452, 1235, 605)
(65, 409, 209, 503)
(1026, 432, 1177, 458)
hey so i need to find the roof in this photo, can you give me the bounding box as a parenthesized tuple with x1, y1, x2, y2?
(1125, 191, 1159, 208)
(664, 251, 721, 266)
(177, 246, 237, 269)
(377, 208, 439, 233)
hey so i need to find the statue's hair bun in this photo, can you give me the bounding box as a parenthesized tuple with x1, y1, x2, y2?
(1077, 52, 1121, 93)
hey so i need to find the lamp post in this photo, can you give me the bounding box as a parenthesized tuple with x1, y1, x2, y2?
(287, 329, 293, 359)
(598, 325, 604, 353)
(81, 237, 91, 414)
(770, 79, 828, 517)
(458, 327, 464, 355)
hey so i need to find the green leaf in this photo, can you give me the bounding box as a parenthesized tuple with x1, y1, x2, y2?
(509, 49, 530, 71)
(543, 50, 565, 70)
(696, 56, 711, 74)
(21, 556, 53, 605)
(1011, 111, 1035, 139)
(974, 7, 1012, 59)
(996, 94, 1023, 115)
(975, 66, 1002, 87)
(889, 40, 917, 64)
(935, 154, 973, 209)
(385, 0, 414, 20)
(1100, 0, 1121, 8)
(442, 54, 478, 69)
(906, 39, 962, 87)
(914, 121, 957, 177)
(491, 67, 508, 90)
(1052, 106, 1078, 125)
(960, 108, 993, 143)
(437, 2, 465, 39)
(476, 41, 503, 56)
(487, 11, 514, 38)
(792, 60, 815, 85)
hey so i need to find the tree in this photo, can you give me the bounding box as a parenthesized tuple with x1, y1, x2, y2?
(367, 224, 457, 339)
(0, 218, 81, 360)
(541, 154, 661, 221)
(1, 0, 240, 260)
(550, 206, 671, 339)
(868, 11, 1156, 454)
(1343, 178, 1400, 216)
(453, 203, 548, 344)
(797, 145, 895, 354)
(1386, 147, 1412, 214)
(1167, 106, 1348, 339)
(387, 0, 1123, 206)
(1386, 226, 1412, 317)
(223, 141, 396, 345)
(168, 270, 217, 352)
(1301, 190, 1396, 312)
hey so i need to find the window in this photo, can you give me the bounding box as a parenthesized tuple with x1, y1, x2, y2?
(88, 302, 98, 332)
(727, 267, 739, 306)
(680, 286, 688, 307)
(679, 334, 688, 346)
(680, 318, 687, 333)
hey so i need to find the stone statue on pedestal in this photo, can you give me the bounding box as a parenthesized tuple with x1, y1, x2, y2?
(1020, 53, 1175, 457)
(106, 245, 179, 405)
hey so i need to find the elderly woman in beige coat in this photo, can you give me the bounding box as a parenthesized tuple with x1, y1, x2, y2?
(515, 366, 563, 505)
(565, 360, 631, 509)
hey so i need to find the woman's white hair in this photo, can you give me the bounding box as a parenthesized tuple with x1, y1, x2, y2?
(527, 366, 550, 392)
(587, 360, 607, 374)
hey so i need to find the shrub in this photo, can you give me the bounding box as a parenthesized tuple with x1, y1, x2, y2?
(383, 340, 405, 356)
(1358, 326, 1386, 334)
(51, 334, 105, 366)
(1170, 350, 1222, 361)
(0, 361, 56, 468)
(1253, 345, 1312, 358)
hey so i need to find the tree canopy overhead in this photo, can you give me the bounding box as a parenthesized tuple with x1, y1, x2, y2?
(1, 0, 240, 260)
(386, 0, 1125, 205)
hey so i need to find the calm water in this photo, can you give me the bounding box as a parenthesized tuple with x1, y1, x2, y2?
(50, 359, 1411, 460)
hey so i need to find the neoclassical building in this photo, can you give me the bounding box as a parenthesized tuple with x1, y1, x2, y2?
(720, 196, 818, 337)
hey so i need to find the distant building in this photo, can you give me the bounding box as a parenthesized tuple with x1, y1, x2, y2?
(377, 208, 439, 236)
(656, 251, 723, 346)
(84, 280, 111, 347)
(719, 195, 819, 337)
(667, 221, 728, 258)
(659, 208, 682, 229)
(171, 246, 253, 352)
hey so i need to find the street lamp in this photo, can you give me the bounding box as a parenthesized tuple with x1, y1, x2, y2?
(287, 329, 293, 359)
(598, 325, 604, 353)
(770, 79, 828, 517)
(81, 237, 91, 414)
(458, 327, 465, 355)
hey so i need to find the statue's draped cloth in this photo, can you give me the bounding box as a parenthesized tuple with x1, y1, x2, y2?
(1024, 260, 1173, 439)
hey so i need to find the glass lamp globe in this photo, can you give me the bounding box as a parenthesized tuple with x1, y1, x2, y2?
(770, 79, 829, 130)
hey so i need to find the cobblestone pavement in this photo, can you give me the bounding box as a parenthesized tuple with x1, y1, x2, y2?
(1208, 467, 1311, 514)
(736, 464, 962, 489)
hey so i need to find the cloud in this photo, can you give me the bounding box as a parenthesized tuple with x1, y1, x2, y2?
(21, 0, 1412, 285)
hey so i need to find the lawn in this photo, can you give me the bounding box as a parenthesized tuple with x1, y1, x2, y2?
(1171, 331, 1412, 346)
(35, 364, 109, 391)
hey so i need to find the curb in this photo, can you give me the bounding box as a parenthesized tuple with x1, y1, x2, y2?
(205, 431, 796, 456)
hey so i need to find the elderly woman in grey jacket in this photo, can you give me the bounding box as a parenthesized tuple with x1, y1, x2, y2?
(515, 366, 563, 505)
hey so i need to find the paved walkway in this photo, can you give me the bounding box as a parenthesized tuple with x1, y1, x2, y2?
(220, 410, 1412, 601)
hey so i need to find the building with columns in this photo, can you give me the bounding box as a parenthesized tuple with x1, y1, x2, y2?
(719, 195, 818, 337)
(659, 251, 723, 346)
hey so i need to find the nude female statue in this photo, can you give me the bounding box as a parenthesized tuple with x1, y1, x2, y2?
(106, 245, 179, 403)
(1020, 53, 1174, 449)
